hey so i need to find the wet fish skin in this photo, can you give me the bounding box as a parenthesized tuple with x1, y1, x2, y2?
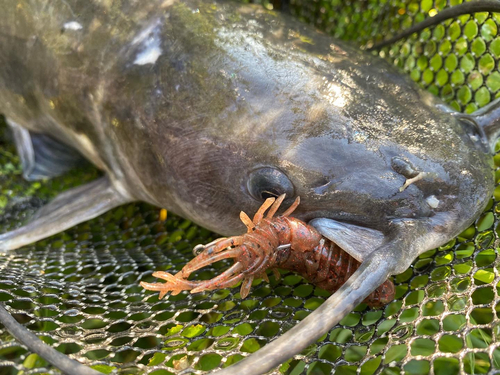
(0, 1, 497, 374)
(1, 1, 492, 238)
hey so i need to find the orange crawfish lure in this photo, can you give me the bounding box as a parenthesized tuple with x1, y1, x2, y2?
(141, 195, 395, 307)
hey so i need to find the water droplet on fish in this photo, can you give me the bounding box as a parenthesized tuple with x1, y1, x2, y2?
(426, 195, 439, 208)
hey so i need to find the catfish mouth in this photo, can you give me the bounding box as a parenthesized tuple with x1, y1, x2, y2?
(307, 217, 385, 263)
(300, 208, 388, 233)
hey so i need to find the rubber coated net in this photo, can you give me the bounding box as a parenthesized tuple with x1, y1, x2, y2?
(1, 0, 500, 374)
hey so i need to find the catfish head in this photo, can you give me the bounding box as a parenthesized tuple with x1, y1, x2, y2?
(105, 2, 495, 373)
(111, 0, 493, 274)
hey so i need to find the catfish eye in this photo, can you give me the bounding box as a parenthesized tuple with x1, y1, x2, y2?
(246, 167, 295, 201)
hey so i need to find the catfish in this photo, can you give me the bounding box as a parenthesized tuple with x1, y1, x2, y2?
(0, 1, 500, 374)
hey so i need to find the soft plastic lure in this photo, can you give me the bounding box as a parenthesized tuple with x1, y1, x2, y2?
(141, 194, 395, 307)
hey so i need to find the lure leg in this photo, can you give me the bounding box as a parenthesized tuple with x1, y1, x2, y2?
(239, 212, 255, 232)
(252, 197, 276, 224)
(281, 196, 300, 217)
(141, 262, 245, 297)
(141, 271, 205, 298)
(265, 194, 286, 219)
(190, 262, 245, 292)
(181, 247, 243, 276)
(0, 177, 132, 251)
(239, 277, 254, 298)
(142, 196, 291, 299)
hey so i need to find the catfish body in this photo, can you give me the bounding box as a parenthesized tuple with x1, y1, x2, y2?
(0, 0, 493, 238)
(0, 1, 497, 374)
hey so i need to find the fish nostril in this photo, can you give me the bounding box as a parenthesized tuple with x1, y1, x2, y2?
(391, 157, 420, 179)
(313, 179, 333, 195)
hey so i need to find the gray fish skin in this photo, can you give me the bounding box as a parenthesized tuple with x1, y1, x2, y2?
(0, 0, 497, 373)
(0, 0, 493, 239)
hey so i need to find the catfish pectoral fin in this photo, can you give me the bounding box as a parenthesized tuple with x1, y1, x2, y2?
(309, 218, 385, 262)
(0, 176, 132, 251)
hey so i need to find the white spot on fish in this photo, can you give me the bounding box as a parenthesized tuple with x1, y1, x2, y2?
(134, 47, 162, 65)
(426, 195, 440, 208)
(63, 21, 83, 30)
(132, 19, 163, 66)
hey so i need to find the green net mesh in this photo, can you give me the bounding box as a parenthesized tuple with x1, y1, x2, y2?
(1, 1, 500, 374)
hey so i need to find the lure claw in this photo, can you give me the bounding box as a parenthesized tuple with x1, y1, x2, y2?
(142, 194, 394, 306)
